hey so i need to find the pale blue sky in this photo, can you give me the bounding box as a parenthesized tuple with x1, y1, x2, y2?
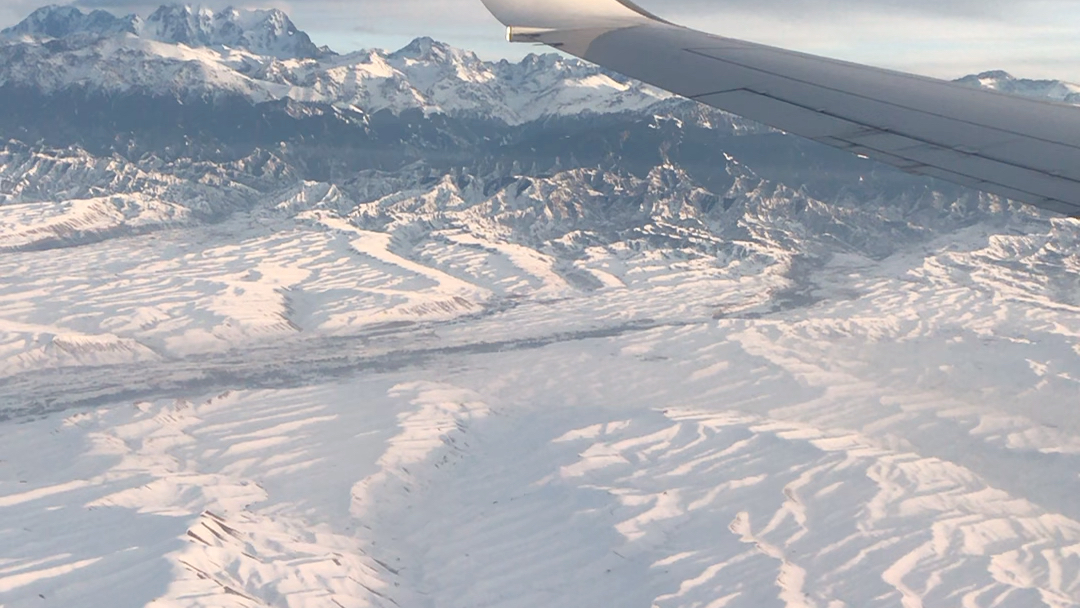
(3, 0, 1080, 80)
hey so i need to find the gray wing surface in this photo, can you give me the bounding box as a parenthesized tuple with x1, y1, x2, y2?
(480, 0, 1080, 216)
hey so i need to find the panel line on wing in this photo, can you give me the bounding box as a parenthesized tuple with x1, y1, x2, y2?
(683, 54, 1080, 207)
(684, 40, 1075, 112)
(696, 87, 1080, 212)
(702, 87, 1056, 180)
(682, 48, 1080, 153)
(772, 93, 1080, 195)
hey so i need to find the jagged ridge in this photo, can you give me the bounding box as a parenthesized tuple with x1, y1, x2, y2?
(3, 3, 328, 59)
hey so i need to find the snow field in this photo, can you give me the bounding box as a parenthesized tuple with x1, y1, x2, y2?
(1, 172, 1080, 607)
(4, 317, 1080, 606)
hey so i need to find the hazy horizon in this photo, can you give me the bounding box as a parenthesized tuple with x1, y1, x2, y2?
(2, 0, 1080, 81)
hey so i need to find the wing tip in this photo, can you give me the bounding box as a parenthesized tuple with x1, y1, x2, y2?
(611, 0, 672, 25)
(480, 0, 663, 31)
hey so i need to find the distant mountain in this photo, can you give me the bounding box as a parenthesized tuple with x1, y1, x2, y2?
(141, 4, 329, 59)
(2, 3, 329, 59)
(1, 4, 138, 38)
(955, 70, 1080, 104)
(0, 5, 677, 122)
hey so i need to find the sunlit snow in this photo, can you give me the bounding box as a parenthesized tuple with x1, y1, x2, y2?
(2, 184, 1080, 607)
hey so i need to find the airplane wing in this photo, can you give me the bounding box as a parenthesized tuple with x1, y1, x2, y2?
(480, 0, 1080, 216)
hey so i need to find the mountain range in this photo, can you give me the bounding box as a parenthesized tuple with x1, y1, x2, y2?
(2, 3, 1064, 248)
(4, 4, 329, 58)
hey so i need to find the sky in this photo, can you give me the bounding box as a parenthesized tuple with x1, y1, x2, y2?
(2, 0, 1080, 81)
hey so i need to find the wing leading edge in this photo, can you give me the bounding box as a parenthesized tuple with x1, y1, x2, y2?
(480, 0, 1080, 216)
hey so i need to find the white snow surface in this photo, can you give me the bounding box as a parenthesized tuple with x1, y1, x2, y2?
(2, 189, 1080, 606)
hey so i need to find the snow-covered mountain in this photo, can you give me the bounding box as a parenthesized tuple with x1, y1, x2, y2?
(1, 4, 138, 38)
(3, 4, 1080, 608)
(0, 4, 691, 123)
(142, 4, 328, 59)
(955, 69, 1080, 104)
(3, 3, 328, 59)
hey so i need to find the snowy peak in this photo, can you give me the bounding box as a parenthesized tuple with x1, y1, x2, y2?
(955, 70, 1080, 104)
(2, 4, 139, 38)
(384, 36, 495, 89)
(3, 3, 329, 59)
(390, 37, 454, 62)
(142, 4, 327, 59)
(387, 37, 490, 78)
(388, 37, 482, 69)
(142, 5, 213, 48)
